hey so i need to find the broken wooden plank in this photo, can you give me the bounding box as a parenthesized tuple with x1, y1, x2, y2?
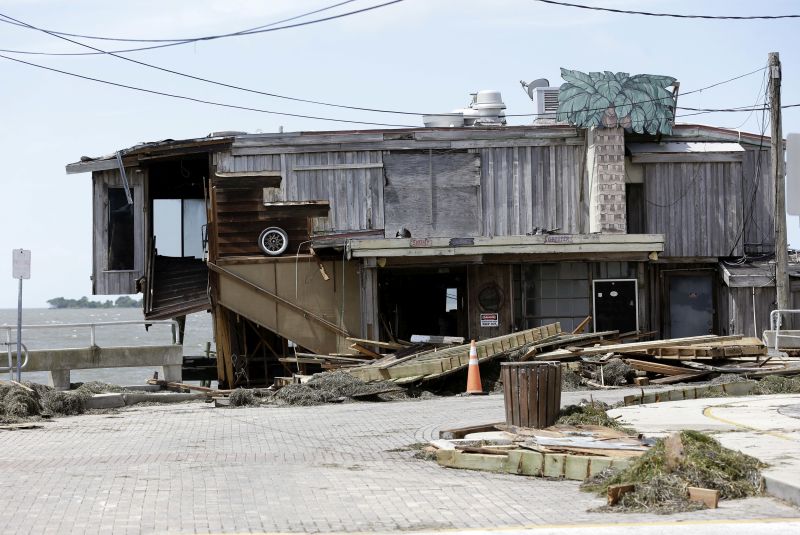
(607, 484, 635, 506)
(536, 334, 745, 360)
(346, 337, 406, 350)
(572, 316, 592, 334)
(409, 334, 465, 345)
(624, 359, 698, 376)
(688, 487, 720, 508)
(649, 372, 710, 385)
(350, 343, 382, 359)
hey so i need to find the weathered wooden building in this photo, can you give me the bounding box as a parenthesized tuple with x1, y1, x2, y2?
(66, 123, 799, 387)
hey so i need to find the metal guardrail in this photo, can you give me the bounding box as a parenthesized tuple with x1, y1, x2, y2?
(2, 341, 29, 379)
(768, 309, 800, 351)
(1, 320, 179, 381)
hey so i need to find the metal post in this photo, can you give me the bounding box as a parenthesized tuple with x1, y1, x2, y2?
(16, 277, 22, 382)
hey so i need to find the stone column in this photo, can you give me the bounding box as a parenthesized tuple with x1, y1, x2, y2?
(587, 127, 627, 233)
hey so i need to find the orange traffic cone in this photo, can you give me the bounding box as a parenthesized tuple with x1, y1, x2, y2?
(466, 340, 485, 395)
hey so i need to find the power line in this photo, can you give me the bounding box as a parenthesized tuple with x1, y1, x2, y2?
(0, 53, 416, 128)
(0, 0, 405, 56)
(532, 0, 800, 20)
(0, 0, 360, 43)
(0, 13, 774, 121)
(0, 10, 437, 118)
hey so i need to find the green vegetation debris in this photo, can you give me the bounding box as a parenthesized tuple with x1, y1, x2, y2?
(275, 371, 401, 406)
(229, 389, 258, 407)
(753, 375, 800, 395)
(561, 368, 584, 391)
(582, 430, 764, 514)
(600, 358, 635, 386)
(42, 390, 86, 416)
(557, 400, 633, 432)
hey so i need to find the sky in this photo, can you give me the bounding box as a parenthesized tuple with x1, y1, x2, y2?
(0, 0, 798, 308)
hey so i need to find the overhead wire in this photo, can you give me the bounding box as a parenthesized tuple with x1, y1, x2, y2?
(0, 0, 361, 43)
(0, 8, 776, 120)
(0, 0, 405, 56)
(531, 0, 800, 20)
(0, 53, 417, 127)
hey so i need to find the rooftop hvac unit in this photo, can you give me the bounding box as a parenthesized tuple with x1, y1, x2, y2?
(534, 86, 560, 119)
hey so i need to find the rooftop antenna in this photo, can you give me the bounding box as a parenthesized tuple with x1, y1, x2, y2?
(520, 78, 550, 101)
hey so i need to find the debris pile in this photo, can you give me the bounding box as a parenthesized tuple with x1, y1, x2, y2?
(557, 401, 630, 431)
(284, 319, 799, 394)
(0, 382, 46, 421)
(274, 371, 403, 406)
(582, 430, 764, 513)
(752, 375, 800, 394)
(228, 389, 259, 407)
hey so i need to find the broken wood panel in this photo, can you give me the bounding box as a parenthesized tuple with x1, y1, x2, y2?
(383, 152, 480, 239)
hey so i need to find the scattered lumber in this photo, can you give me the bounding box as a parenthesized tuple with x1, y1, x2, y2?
(535, 334, 745, 360)
(572, 316, 592, 334)
(409, 334, 464, 345)
(346, 337, 407, 350)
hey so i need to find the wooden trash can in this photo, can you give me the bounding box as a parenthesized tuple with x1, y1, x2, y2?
(501, 361, 562, 429)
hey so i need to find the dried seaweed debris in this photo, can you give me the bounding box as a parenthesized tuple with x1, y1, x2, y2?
(582, 430, 764, 514)
(275, 371, 401, 406)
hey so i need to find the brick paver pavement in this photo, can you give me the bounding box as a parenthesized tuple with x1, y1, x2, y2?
(1, 390, 798, 534)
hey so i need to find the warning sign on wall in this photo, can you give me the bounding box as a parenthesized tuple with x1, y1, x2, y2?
(480, 313, 499, 327)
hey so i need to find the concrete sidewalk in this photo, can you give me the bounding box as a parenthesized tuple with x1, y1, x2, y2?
(609, 393, 800, 507)
(1, 390, 798, 534)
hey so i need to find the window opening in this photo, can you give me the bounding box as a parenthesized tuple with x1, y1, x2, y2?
(108, 187, 134, 270)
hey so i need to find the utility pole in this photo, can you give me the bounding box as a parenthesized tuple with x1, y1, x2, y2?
(769, 52, 789, 314)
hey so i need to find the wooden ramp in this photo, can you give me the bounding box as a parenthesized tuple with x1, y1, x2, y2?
(347, 323, 563, 384)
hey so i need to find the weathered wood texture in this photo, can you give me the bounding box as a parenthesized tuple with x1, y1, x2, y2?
(92, 168, 146, 295)
(643, 161, 744, 257)
(211, 186, 310, 257)
(383, 152, 481, 239)
(478, 144, 587, 236)
(742, 147, 775, 254)
(216, 149, 384, 234)
(501, 362, 561, 429)
(726, 285, 785, 336)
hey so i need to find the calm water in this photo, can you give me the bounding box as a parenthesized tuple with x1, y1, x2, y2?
(0, 308, 214, 386)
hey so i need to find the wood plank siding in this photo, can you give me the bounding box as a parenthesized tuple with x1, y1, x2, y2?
(642, 161, 744, 257)
(216, 150, 384, 233)
(741, 147, 774, 254)
(92, 168, 146, 294)
(478, 144, 587, 236)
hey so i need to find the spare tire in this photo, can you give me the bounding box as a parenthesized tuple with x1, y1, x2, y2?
(258, 227, 289, 256)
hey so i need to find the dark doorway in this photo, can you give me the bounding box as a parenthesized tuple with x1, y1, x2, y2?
(593, 279, 638, 333)
(378, 267, 468, 341)
(667, 274, 715, 337)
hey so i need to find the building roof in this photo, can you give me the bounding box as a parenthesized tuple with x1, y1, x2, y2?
(65, 123, 771, 175)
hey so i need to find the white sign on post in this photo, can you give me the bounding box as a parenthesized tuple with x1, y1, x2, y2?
(12, 249, 31, 279)
(787, 133, 800, 217)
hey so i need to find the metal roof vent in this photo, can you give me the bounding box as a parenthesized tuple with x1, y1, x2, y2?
(421, 90, 507, 127)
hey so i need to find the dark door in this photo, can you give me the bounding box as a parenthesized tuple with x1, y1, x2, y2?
(593, 280, 638, 333)
(668, 275, 714, 337)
